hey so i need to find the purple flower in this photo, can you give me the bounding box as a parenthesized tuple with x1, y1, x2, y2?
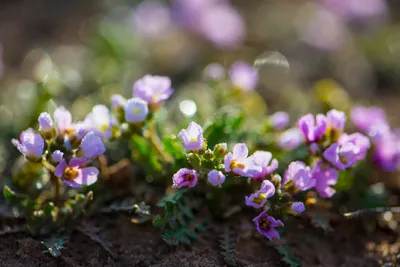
(84, 105, 114, 139)
(291, 202, 305, 214)
(269, 112, 290, 130)
(245, 180, 275, 209)
(55, 158, 99, 188)
(207, 170, 226, 187)
(196, 4, 245, 49)
(338, 133, 370, 160)
(172, 168, 198, 188)
(12, 128, 44, 161)
(51, 150, 64, 163)
(277, 128, 304, 150)
(322, 0, 387, 20)
(229, 61, 258, 91)
(248, 151, 278, 180)
(298, 114, 327, 143)
(111, 94, 126, 110)
(311, 161, 339, 198)
(72, 122, 88, 140)
(178, 122, 205, 151)
(133, 75, 173, 107)
(124, 97, 149, 123)
(133, 1, 172, 39)
(373, 134, 400, 172)
(203, 63, 226, 80)
(323, 142, 360, 170)
(327, 109, 346, 132)
(351, 106, 388, 133)
(54, 106, 72, 134)
(79, 131, 106, 159)
(283, 161, 316, 191)
(38, 112, 54, 132)
(224, 143, 260, 176)
(253, 210, 284, 241)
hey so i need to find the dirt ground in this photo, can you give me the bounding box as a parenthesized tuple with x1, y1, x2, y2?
(0, 212, 398, 267)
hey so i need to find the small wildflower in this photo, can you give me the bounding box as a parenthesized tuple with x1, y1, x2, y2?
(84, 105, 114, 139)
(54, 106, 72, 134)
(79, 131, 106, 159)
(290, 202, 305, 214)
(283, 161, 315, 191)
(248, 151, 278, 180)
(327, 109, 346, 132)
(133, 75, 173, 108)
(172, 168, 198, 189)
(277, 128, 304, 150)
(298, 113, 327, 143)
(124, 97, 149, 123)
(229, 61, 258, 91)
(269, 112, 290, 130)
(38, 112, 54, 132)
(323, 142, 360, 170)
(338, 133, 370, 160)
(245, 180, 275, 209)
(351, 106, 387, 132)
(178, 122, 206, 151)
(311, 161, 339, 198)
(373, 135, 400, 172)
(51, 150, 64, 163)
(207, 170, 226, 187)
(253, 210, 284, 240)
(55, 158, 99, 188)
(224, 143, 260, 176)
(111, 94, 127, 110)
(12, 128, 44, 161)
(203, 63, 226, 80)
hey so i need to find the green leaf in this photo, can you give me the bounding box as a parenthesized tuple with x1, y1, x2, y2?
(41, 236, 67, 258)
(276, 246, 301, 267)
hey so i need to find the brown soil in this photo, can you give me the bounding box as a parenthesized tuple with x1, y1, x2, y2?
(0, 213, 398, 267)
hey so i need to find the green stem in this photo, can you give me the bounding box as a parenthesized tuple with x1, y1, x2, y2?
(145, 121, 174, 164)
(50, 174, 61, 205)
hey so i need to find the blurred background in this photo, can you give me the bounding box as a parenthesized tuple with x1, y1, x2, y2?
(0, 0, 399, 175)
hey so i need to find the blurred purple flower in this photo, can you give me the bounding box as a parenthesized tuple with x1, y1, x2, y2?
(248, 151, 278, 180)
(277, 128, 304, 150)
(207, 170, 226, 187)
(133, 1, 172, 38)
(283, 161, 315, 191)
(12, 128, 44, 161)
(51, 150, 64, 163)
(373, 134, 400, 172)
(311, 161, 339, 198)
(178, 122, 205, 151)
(172, 168, 198, 188)
(297, 5, 347, 51)
(351, 106, 390, 142)
(124, 97, 149, 123)
(270, 112, 290, 130)
(80, 131, 106, 159)
(133, 75, 173, 108)
(245, 180, 275, 209)
(229, 61, 258, 91)
(203, 63, 226, 80)
(327, 109, 346, 132)
(111, 94, 126, 110)
(38, 112, 54, 132)
(322, 0, 387, 20)
(84, 105, 114, 140)
(55, 158, 99, 188)
(54, 106, 72, 134)
(323, 142, 360, 170)
(253, 210, 284, 240)
(291, 202, 305, 214)
(338, 133, 370, 160)
(298, 113, 327, 143)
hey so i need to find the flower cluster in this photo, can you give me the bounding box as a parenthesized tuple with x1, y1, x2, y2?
(293, 109, 370, 198)
(12, 75, 174, 188)
(172, 121, 306, 241)
(13, 107, 105, 188)
(351, 106, 400, 172)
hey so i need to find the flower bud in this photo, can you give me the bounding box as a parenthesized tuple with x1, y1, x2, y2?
(203, 149, 214, 160)
(213, 143, 227, 158)
(271, 174, 282, 189)
(187, 153, 201, 168)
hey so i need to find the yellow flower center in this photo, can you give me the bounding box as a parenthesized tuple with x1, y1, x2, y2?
(132, 107, 141, 115)
(259, 217, 271, 230)
(230, 160, 244, 170)
(64, 167, 79, 181)
(253, 193, 266, 205)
